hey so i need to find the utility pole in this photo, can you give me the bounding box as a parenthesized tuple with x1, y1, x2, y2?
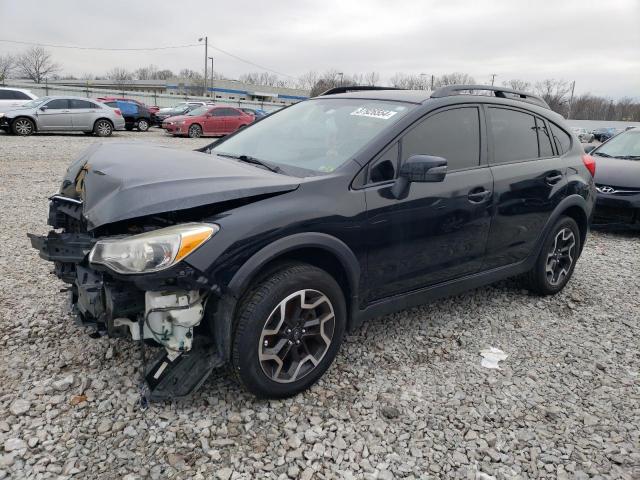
(490, 74, 497, 86)
(199, 36, 208, 96)
(567, 80, 576, 119)
(338, 72, 344, 87)
(209, 57, 214, 99)
(430, 74, 434, 90)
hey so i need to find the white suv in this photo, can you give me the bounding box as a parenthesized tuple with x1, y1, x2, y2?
(0, 87, 38, 113)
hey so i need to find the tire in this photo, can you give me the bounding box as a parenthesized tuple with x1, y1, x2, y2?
(232, 262, 346, 398)
(93, 119, 113, 137)
(188, 124, 202, 138)
(137, 118, 149, 132)
(12, 117, 35, 136)
(524, 216, 581, 295)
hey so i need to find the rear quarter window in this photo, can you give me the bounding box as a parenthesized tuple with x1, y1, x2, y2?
(550, 123, 572, 155)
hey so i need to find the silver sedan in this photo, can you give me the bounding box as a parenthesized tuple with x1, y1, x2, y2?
(0, 96, 126, 136)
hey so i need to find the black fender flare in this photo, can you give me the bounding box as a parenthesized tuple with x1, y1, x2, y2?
(212, 232, 361, 361)
(227, 232, 360, 299)
(532, 193, 591, 260)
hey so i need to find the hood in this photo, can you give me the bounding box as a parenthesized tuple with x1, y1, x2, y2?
(60, 142, 299, 230)
(162, 114, 189, 123)
(593, 156, 640, 189)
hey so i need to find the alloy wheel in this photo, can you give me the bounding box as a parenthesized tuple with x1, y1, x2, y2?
(189, 125, 202, 138)
(258, 289, 335, 383)
(96, 121, 112, 136)
(14, 119, 33, 135)
(545, 228, 576, 286)
(138, 119, 149, 131)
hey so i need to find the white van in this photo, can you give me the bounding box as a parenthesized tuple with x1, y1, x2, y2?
(0, 87, 38, 113)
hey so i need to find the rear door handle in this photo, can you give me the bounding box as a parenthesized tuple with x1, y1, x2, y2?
(468, 188, 492, 203)
(545, 173, 563, 185)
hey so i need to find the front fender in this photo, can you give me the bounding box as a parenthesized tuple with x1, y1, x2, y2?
(210, 232, 361, 362)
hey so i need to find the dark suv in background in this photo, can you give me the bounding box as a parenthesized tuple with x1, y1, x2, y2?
(30, 85, 596, 401)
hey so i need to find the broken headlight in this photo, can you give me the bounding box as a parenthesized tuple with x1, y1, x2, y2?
(89, 223, 218, 274)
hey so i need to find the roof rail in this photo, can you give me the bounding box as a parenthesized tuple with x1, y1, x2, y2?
(431, 84, 550, 109)
(319, 85, 402, 96)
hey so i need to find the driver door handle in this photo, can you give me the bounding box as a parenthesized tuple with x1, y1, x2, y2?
(467, 188, 492, 203)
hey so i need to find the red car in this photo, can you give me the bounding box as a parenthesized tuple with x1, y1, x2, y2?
(96, 97, 159, 114)
(163, 105, 254, 138)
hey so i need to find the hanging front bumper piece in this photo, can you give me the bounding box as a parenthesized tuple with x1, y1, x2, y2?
(28, 227, 224, 401)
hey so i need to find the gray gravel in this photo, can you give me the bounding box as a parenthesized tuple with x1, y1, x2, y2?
(1, 129, 639, 479)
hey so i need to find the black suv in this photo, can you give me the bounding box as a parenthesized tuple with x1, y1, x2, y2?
(29, 85, 596, 401)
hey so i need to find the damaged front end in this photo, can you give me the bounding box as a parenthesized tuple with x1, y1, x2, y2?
(29, 199, 223, 401)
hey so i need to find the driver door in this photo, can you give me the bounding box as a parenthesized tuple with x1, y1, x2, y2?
(363, 106, 493, 302)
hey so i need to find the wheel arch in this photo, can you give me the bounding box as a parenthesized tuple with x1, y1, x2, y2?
(12, 115, 38, 131)
(536, 194, 591, 258)
(210, 233, 361, 361)
(93, 117, 114, 128)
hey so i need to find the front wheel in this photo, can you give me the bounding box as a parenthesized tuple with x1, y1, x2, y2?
(187, 124, 202, 138)
(12, 117, 35, 136)
(524, 216, 581, 295)
(93, 119, 113, 137)
(232, 263, 346, 398)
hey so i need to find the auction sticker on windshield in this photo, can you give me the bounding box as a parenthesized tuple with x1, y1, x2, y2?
(350, 107, 398, 120)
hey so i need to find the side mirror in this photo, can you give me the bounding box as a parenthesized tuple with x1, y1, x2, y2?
(39, 105, 48, 111)
(583, 145, 596, 153)
(391, 155, 447, 199)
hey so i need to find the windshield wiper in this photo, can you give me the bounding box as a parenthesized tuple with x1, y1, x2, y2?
(593, 151, 612, 158)
(217, 153, 283, 174)
(616, 155, 640, 160)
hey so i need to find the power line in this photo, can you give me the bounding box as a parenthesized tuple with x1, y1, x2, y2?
(0, 38, 296, 78)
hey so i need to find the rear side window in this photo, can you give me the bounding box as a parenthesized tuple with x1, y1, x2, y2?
(70, 99, 97, 109)
(401, 107, 481, 171)
(45, 99, 70, 109)
(488, 108, 538, 163)
(536, 118, 554, 157)
(550, 123, 572, 155)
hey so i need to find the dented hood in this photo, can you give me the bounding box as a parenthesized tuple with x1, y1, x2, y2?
(60, 142, 299, 229)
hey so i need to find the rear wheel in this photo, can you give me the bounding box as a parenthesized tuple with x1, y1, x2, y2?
(524, 216, 581, 295)
(12, 117, 35, 136)
(188, 124, 202, 138)
(137, 118, 149, 132)
(93, 119, 113, 137)
(232, 263, 346, 398)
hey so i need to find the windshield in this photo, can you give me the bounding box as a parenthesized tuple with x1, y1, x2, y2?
(594, 130, 640, 159)
(21, 97, 49, 108)
(188, 106, 210, 116)
(212, 98, 414, 174)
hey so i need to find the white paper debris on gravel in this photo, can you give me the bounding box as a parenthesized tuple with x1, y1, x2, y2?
(480, 347, 508, 369)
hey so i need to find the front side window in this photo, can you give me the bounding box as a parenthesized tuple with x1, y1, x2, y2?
(212, 98, 414, 174)
(45, 99, 70, 109)
(0, 90, 12, 99)
(489, 107, 538, 163)
(402, 107, 480, 171)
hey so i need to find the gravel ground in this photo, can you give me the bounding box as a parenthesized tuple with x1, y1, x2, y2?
(0, 129, 639, 480)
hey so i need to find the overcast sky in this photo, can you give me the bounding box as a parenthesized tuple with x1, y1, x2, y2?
(1, 0, 638, 98)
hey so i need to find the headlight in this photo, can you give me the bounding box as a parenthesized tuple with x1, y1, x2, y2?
(89, 223, 218, 274)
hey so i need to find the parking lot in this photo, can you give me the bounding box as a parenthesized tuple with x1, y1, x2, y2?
(0, 129, 638, 479)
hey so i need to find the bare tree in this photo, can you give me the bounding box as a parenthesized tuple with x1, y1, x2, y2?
(155, 69, 175, 80)
(362, 71, 380, 86)
(296, 70, 319, 90)
(502, 79, 532, 92)
(534, 79, 571, 115)
(434, 72, 476, 87)
(16, 47, 60, 83)
(107, 67, 133, 93)
(0, 54, 15, 84)
(390, 73, 426, 89)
